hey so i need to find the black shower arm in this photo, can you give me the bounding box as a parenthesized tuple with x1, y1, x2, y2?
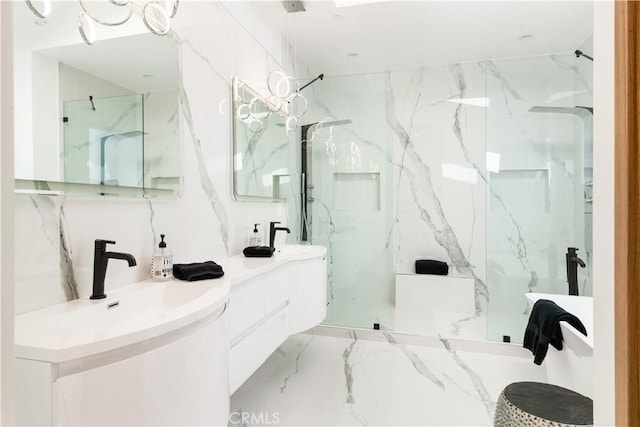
(575, 50, 593, 62)
(299, 73, 324, 92)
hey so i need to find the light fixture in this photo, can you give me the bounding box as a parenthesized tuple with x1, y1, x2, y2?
(25, 0, 180, 45)
(25, 0, 51, 19)
(236, 71, 310, 134)
(518, 34, 535, 41)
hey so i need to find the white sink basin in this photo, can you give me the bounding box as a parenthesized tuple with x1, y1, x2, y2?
(15, 279, 229, 363)
(47, 282, 211, 332)
(275, 244, 327, 260)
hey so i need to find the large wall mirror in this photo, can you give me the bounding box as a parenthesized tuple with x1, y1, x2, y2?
(13, 3, 181, 198)
(232, 78, 294, 201)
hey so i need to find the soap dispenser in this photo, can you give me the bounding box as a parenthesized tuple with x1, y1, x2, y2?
(249, 224, 262, 246)
(151, 234, 173, 281)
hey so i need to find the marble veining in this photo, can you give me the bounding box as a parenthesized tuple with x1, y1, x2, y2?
(147, 199, 157, 247)
(177, 56, 230, 254)
(448, 63, 480, 267)
(483, 61, 523, 116)
(342, 329, 368, 426)
(385, 72, 489, 312)
(170, 32, 227, 84)
(29, 193, 79, 301)
(450, 64, 538, 291)
(549, 55, 593, 96)
(342, 330, 358, 405)
(383, 332, 444, 389)
(315, 200, 336, 304)
(440, 337, 494, 418)
(109, 99, 142, 133)
(280, 334, 313, 394)
(29, 195, 57, 248)
(59, 203, 79, 300)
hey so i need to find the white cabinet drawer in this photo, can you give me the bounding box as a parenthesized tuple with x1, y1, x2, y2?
(228, 306, 289, 394)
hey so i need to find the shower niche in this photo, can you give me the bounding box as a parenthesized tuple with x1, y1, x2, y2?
(333, 172, 381, 211)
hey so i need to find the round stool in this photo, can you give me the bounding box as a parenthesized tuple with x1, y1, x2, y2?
(494, 382, 593, 427)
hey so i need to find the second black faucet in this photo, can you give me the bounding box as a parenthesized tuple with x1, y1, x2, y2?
(269, 221, 290, 250)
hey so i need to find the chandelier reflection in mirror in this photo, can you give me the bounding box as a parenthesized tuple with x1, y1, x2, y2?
(25, 0, 179, 45)
(236, 71, 311, 134)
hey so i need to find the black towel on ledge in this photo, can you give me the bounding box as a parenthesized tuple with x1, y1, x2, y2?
(173, 261, 224, 281)
(523, 299, 587, 365)
(243, 246, 275, 258)
(415, 259, 449, 275)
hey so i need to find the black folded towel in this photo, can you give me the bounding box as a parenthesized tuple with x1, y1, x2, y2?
(173, 261, 224, 281)
(523, 299, 587, 365)
(415, 259, 449, 275)
(243, 246, 275, 258)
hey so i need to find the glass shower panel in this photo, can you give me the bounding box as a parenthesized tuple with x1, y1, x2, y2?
(486, 54, 593, 343)
(302, 73, 394, 330)
(63, 94, 143, 187)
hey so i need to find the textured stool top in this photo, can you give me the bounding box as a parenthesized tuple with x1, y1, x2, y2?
(503, 382, 593, 425)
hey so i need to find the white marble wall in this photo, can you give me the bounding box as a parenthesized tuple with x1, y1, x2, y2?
(390, 64, 488, 339)
(14, 2, 294, 314)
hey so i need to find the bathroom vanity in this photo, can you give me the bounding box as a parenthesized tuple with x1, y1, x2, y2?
(15, 281, 230, 426)
(14, 244, 327, 426)
(221, 244, 327, 393)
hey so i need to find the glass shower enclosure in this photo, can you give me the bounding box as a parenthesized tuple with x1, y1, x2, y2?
(294, 51, 592, 343)
(300, 73, 395, 330)
(485, 54, 593, 342)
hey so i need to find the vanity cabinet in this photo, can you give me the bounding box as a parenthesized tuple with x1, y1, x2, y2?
(226, 245, 327, 393)
(16, 304, 229, 426)
(228, 267, 290, 393)
(289, 255, 327, 335)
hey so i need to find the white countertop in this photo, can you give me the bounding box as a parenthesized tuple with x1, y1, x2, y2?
(15, 244, 326, 363)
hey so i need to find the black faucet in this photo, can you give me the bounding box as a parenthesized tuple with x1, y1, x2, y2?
(566, 247, 586, 296)
(91, 239, 137, 300)
(269, 221, 291, 249)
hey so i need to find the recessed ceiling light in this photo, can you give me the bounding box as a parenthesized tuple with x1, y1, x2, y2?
(334, 0, 388, 8)
(347, 53, 359, 59)
(332, 14, 343, 21)
(518, 34, 535, 41)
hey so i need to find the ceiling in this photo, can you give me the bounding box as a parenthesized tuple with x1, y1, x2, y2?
(15, 1, 177, 93)
(38, 34, 178, 93)
(250, 0, 594, 77)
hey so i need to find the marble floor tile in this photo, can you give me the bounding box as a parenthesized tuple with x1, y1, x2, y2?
(230, 331, 547, 426)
